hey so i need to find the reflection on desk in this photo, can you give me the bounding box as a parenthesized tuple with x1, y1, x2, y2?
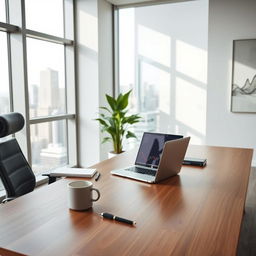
(0, 145, 253, 256)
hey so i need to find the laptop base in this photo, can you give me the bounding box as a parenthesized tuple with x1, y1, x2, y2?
(111, 168, 156, 183)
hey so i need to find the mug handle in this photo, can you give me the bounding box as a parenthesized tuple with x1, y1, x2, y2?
(91, 188, 100, 202)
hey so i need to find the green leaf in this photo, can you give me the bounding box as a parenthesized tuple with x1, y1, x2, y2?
(95, 89, 141, 152)
(99, 113, 113, 123)
(106, 94, 116, 111)
(106, 126, 116, 136)
(95, 118, 108, 127)
(116, 93, 123, 106)
(126, 131, 137, 139)
(108, 118, 116, 128)
(102, 137, 111, 144)
(99, 106, 112, 114)
(119, 110, 127, 119)
(123, 114, 141, 124)
(117, 90, 131, 110)
(99, 113, 106, 119)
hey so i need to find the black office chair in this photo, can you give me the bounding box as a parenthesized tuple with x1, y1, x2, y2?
(0, 113, 36, 203)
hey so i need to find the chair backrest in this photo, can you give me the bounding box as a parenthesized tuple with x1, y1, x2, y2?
(0, 138, 36, 198)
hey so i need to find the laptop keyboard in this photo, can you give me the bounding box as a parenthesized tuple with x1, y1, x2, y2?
(125, 166, 157, 176)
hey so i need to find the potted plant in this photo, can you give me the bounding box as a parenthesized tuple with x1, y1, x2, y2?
(96, 90, 141, 156)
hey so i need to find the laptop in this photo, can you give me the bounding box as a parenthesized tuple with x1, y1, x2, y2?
(111, 132, 190, 183)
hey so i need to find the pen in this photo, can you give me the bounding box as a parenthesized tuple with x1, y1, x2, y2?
(100, 212, 136, 226)
(95, 172, 101, 181)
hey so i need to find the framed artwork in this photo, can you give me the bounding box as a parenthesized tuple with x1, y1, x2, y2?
(231, 39, 256, 113)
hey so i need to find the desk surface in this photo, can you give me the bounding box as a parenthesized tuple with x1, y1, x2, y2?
(0, 145, 253, 256)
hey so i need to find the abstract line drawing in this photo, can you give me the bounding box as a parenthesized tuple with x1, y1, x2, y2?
(231, 39, 256, 113)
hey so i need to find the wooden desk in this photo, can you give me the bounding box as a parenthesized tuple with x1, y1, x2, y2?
(0, 248, 26, 256)
(0, 145, 253, 256)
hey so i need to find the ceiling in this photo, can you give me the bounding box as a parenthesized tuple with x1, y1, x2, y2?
(106, 0, 177, 6)
(106, 0, 156, 5)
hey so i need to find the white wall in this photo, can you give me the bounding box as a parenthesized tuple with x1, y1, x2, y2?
(76, 0, 100, 167)
(207, 0, 256, 165)
(98, 0, 114, 160)
(76, 0, 113, 167)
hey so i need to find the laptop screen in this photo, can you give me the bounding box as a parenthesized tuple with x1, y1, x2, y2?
(135, 132, 183, 168)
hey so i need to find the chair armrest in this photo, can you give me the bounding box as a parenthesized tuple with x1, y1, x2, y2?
(1, 197, 16, 204)
(42, 173, 57, 184)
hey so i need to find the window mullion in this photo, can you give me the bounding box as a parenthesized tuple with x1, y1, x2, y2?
(64, 0, 77, 166)
(0, 22, 19, 32)
(25, 29, 73, 45)
(113, 6, 119, 98)
(8, 0, 31, 164)
(30, 114, 75, 124)
(6, 32, 13, 112)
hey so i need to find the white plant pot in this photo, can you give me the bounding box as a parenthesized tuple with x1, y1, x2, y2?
(108, 151, 124, 159)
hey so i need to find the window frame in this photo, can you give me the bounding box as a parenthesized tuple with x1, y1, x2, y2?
(0, 0, 77, 177)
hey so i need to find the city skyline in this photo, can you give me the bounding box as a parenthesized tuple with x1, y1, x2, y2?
(0, 67, 68, 176)
(30, 67, 67, 174)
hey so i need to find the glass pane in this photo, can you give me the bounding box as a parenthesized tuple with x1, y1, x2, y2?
(31, 120, 68, 175)
(0, 32, 10, 192)
(25, 0, 64, 37)
(119, 2, 208, 146)
(119, 8, 136, 102)
(138, 60, 170, 132)
(0, 32, 10, 116)
(0, 0, 6, 22)
(27, 38, 66, 118)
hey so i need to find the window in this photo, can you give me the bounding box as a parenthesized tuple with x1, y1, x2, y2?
(0, 32, 10, 115)
(118, 7, 169, 143)
(27, 38, 66, 118)
(0, 1, 76, 192)
(0, 31, 9, 192)
(31, 120, 68, 174)
(117, 2, 208, 147)
(0, 0, 6, 22)
(25, 0, 76, 173)
(25, 0, 64, 37)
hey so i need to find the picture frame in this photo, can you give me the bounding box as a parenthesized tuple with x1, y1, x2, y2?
(231, 39, 256, 113)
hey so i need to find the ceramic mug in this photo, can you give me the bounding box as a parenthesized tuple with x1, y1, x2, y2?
(68, 180, 100, 210)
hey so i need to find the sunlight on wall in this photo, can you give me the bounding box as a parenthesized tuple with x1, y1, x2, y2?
(138, 25, 171, 68)
(78, 11, 98, 52)
(175, 77, 206, 143)
(186, 130, 203, 145)
(176, 40, 207, 84)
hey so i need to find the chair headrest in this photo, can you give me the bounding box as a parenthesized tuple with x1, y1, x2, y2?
(0, 112, 25, 138)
